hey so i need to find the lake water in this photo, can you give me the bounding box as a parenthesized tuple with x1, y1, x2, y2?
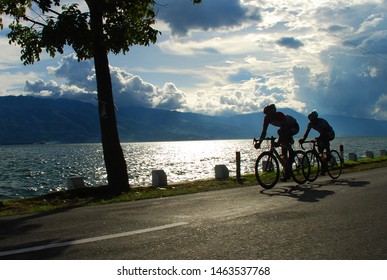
(0, 137, 386, 200)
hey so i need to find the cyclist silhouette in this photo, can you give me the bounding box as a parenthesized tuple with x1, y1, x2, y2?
(299, 111, 335, 174)
(255, 104, 299, 180)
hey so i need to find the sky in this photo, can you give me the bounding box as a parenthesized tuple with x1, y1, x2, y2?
(1, 0, 387, 120)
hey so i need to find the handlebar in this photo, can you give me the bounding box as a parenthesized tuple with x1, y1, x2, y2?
(253, 136, 277, 149)
(299, 139, 317, 150)
(253, 136, 276, 143)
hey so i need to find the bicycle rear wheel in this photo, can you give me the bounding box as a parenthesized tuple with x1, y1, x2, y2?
(306, 150, 320, 182)
(255, 151, 280, 189)
(327, 149, 343, 179)
(290, 150, 310, 184)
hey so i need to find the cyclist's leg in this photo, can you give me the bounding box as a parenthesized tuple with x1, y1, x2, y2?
(326, 131, 335, 160)
(282, 145, 292, 180)
(317, 136, 327, 175)
(286, 127, 299, 179)
(278, 128, 292, 180)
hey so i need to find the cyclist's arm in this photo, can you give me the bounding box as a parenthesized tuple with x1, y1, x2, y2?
(259, 119, 269, 143)
(300, 124, 312, 142)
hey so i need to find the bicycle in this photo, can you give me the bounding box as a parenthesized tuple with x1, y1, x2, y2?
(300, 139, 343, 182)
(253, 137, 310, 189)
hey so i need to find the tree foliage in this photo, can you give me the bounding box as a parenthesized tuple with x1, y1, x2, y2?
(0, 0, 173, 64)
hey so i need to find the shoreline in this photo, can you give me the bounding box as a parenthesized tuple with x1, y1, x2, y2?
(1, 156, 387, 217)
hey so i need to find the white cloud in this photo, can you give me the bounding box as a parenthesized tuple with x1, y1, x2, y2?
(23, 54, 188, 111)
(358, 13, 385, 34)
(0, 37, 23, 70)
(374, 94, 387, 119)
(1, 0, 387, 121)
(0, 71, 39, 96)
(159, 34, 261, 56)
(154, 83, 188, 110)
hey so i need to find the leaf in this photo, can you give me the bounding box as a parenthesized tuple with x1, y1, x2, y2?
(1, 0, 202, 63)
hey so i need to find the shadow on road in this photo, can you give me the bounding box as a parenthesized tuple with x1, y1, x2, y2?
(260, 184, 335, 202)
(259, 177, 371, 202)
(331, 178, 371, 188)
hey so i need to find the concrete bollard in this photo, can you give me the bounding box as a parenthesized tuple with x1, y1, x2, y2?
(365, 151, 374, 159)
(348, 153, 358, 161)
(215, 164, 229, 180)
(152, 170, 167, 187)
(381, 149, 386, 156)
(67, 176, 85, 189)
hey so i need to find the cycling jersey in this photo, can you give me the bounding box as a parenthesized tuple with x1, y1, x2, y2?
(308, 118, 333, 135)
(303, 118, 334, 140)
(302, 117, 335, 153)
(260, 112, 299, 145)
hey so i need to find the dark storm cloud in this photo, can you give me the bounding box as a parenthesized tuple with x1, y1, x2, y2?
(288, 3, 387, 120)
(328, 24, 350, 33)
(293, 44, 387, 120)
(49, 54, 96, 89)
(276, 37, 304, 49)
(360, 30, 387, 55)
(156, 0, 261, 36)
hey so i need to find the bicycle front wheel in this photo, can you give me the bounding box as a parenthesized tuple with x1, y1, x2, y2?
(255, 151, 280, 189)
(306, 150, 320, 182)
(327, 150, 343, 179)
(290, 150, 310, 185)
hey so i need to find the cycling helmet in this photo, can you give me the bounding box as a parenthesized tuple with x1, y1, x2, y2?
(263, 104, 276, 115)
(308, 111, 318, 121)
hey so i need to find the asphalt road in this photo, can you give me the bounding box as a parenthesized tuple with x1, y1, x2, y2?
(0, 167, 386, 260)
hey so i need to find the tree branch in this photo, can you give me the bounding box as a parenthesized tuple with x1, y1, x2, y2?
(23, 15, 47, 27)
(45, 7, 61, 16)
(33, 0, 61, 16)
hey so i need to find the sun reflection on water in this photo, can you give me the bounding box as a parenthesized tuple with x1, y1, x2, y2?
(1, 137, 386, 199)
(123, 139, 251, 185)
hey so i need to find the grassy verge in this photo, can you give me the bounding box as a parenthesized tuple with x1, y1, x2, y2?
(1, 156, 387, 217)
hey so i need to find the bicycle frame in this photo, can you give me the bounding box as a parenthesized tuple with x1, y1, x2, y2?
(301, 139, 343, 180)
(253, 137, 310, 188)
(261, 137, 285, 163)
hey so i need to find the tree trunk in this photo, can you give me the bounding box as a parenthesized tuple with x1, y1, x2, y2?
(87, 0, 130, 194)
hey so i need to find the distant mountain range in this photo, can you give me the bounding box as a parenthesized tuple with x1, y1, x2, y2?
(0, 95, 386, 145)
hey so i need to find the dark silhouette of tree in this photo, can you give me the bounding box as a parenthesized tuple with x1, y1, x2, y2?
(0, 0, 201, 194)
